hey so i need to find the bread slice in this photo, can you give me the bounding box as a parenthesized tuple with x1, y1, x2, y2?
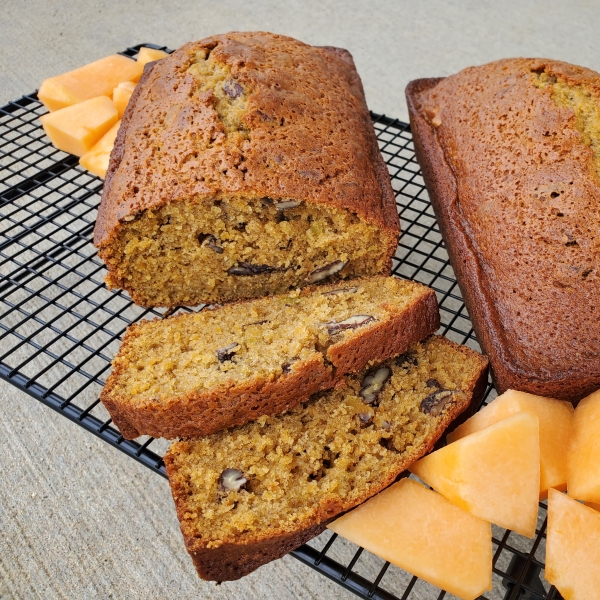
(94, 33, 399, 308)
(101, 276, 439, 439)
(164, 335, 488, 581)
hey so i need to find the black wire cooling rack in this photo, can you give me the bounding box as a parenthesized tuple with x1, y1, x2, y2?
(0, 43, 565, 600)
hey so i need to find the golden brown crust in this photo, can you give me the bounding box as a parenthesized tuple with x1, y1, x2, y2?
(183, 519, 333, 581)
(406, 60, 600, 403)
(94, 32, 399, 268)
(101, 279, 439, 439)
(164, 337, 489, 581)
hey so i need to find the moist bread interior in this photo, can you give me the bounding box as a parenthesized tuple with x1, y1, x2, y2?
(104, 196, 387, 307)
(166, 336, 486, 546)
(532, 69, 600, 180)
(110, 277, 417, 402)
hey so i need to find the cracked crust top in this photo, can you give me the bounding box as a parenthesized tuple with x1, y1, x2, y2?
(94, 32, 399, 250)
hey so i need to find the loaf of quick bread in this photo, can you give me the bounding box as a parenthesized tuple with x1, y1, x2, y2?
(407, 59, 600, 403)
(101, 276, 439, 439)
(94, 32, 399, 307)
(164, 335, 488, 581)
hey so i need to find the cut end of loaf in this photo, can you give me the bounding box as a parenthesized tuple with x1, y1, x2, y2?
(99, 196, 392, 307)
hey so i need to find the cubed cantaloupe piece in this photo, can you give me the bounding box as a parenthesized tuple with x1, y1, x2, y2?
(40, 96, 118, 157)
(448, 389, 573, 498)
(567, 389, 600, 503)
(137, 46, 169, 67)
(113, 81, 136, 117)
(79, 120, 120, 178)
(329, 479, 492, 600)
(545, 489, 600, 599)
(411, 411, 540, 537)
(38, 54, 143, 112)
(116, 81, 137, 91)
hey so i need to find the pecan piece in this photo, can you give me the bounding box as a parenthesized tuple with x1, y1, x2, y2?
(218, 468, 247, 492)
(321, 286, 358, 296)
(217, 342, 238, 362)
(308, 260, 347, 283)
(426, 378, 443, 389)
(274, 200, 301, 210)
(420, 390, 455, 416)
(327, 314, 375, 336)
(228, 262, 277, 276)
(358, 413, 373, 426)
(223, 80, 244, 100)
(396, 352, 418, 368)
(360, 366, 392, 405)
(198, 233, 223, 254)
(282, 358, 298, 374)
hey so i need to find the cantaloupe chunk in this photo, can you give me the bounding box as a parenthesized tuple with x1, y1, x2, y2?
(546, 489, 600, 599)
(38, 54, 142, 112)
(40, 97, 118, 157)
(585, 501, 600, 512)
(112, 81, 136, 117)
(79, 120, 120, 178)
(137, 46, 169, 67)
(116, 81, 137, 90)
(411, 411, 540, 537)
(329, 479, 492, 600)
(567, 389, 600, 503)
(448, 389, 573, 498)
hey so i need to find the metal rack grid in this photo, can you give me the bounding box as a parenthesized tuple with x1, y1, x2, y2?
(0, 43, 563, 600)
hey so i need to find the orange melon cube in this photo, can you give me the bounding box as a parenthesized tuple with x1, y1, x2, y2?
(79, 120, 120, 178)
(117, 81, 137, 90)
(411, 411, 540, 537)
(40, 97, 118, 157)
(38, 54, 142, 112)
(137, 46, 169, 67)
(329, 479, 492, 600)
(546, 489, 600, 599)
(567, 389, 600, 503)
(448, 389, 573, 497)
(113, 81, 136, 117)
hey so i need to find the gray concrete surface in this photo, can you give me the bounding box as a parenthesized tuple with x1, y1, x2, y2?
(1, 0, 599, 598)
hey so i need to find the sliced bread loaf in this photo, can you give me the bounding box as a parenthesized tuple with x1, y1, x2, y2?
(94, 33, 399, 308)
(164, 335, 488, 581)
(101, 276, 439, 439)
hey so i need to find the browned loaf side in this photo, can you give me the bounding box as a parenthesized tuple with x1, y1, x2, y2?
(94, 32, 399, 308)
(406, 59, 600, 403)
(164, 335, 488, 581)
(101, 276, 439, 439)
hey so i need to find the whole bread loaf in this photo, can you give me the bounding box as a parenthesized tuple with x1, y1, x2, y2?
(101, 276, 439, 439)
(94, 32, 399, 307)
(164, 335, 488, 581)
(407, 59, 600, 403)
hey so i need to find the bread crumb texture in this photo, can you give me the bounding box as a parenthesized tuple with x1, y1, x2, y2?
(95, 33, 399, 307)
(417, 58, 600, 377)
(532, 69, 600, 181)
(107, 277, 422, 401)
(165, 336, 487, 547)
